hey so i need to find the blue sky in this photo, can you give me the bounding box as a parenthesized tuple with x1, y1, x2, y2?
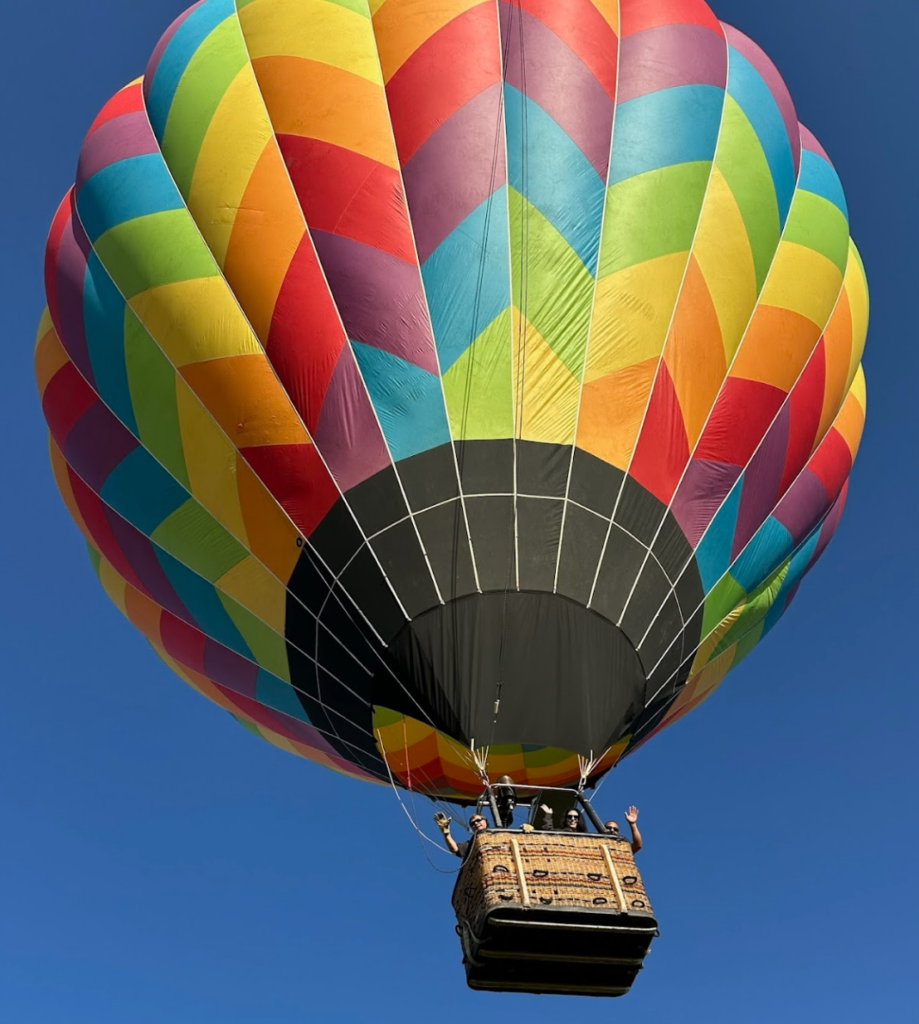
(1, 2, 916, 1021)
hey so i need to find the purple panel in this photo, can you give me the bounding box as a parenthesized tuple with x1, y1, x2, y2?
(731, 403, 790, 559)
(204, 638, 259, 700)
(104, 509, 192, 622)
(276, 715, 343, 758)
(671, 459, 743, 546)
(721, 22, 801, 175)
(799, 123, 832, 165)
(64, 402, 138, 494)
(314, 352, 391, 491)
(77, 112, 159, 189)
(500, 7, 614, 180)
(773, 469, 829, 547)
(403, 83, 506, 263)
(618, 23, 727, 104)
(310, 230, 438, 374)
(53, 207, 94, 387)
(809, 484, 846, 567)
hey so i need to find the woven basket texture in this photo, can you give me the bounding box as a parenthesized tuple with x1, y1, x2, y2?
(452, 832, 652, 930)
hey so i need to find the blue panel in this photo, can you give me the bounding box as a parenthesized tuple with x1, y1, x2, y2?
(145, 0, 236, 139)
(727, 49, 796, 225)
(505, 86, 606, 272)
(156, 549, 253, 659)
(609, 85, 723, 186)
(798, 149, 848, 219)
(82, 253, 138, 435)
(256, 670, 311, 724)
(731, 517, 794, 592)
(76, 155, 182, 240)
(695, 482, 742, 593)
(100, 448, 188, 536)
(422, 190, 510, 372)
(350, 342, 452, 461)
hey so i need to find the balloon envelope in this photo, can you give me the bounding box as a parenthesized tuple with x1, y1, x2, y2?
(37, 0, 867, 798)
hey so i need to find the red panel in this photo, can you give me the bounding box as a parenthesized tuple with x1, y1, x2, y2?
(42, 363, 97, 447)
(387, 2, 500, 163)
(630, 363, 690, 504)
(620, 0, 722, 36)
(86, 81, 145, 137)
(267, 232, 347, 434)
(241, 443, 339, 538)
(44, 191, 73, 330)
(160, 610, 207, 675)
(277, 135, 414, 262)
(779, 340, 825, 495)
(65, 465, 147, 594)
(807, 429, 852, 499)
(514, 0, 619, 99)
(213, 685, 304, 745)
(694, 378, 786, 467)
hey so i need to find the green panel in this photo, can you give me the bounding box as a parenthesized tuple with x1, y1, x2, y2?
(782, 192, 850, 275)
(521, 745, 578, 768)
(599, 161, 711, 277)
(161, 17, 249, 197)
(509, 190, 594, 375)
(218, 591, 291, 681)
(712, 563, 788, 658)
(123, 309, 190, 490)
(730, 622, 765, 668)
(442, 308, 513, 440)
(717, 97, 780, 290)
(233, 713, 264, 738)
(151, 499, 248, 581)
(93, 212, 217, 298)
(86, 542, 102, 578)
(700, 573, 747, 637)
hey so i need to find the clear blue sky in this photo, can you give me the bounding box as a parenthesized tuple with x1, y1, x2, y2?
(1, 2, 915, 1021)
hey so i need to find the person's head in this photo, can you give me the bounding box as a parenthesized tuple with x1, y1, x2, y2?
(469, 814, 489, 833)
(604, 820, 619, 836)
(564, 809, 582, 831)
(497, 775, 514, 786)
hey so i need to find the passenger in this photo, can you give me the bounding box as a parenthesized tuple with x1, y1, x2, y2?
(537, 804, 585, 831)
(494, 774, 517, 828)
(435, 811, 488, 859)
(605, 805, 643, 854)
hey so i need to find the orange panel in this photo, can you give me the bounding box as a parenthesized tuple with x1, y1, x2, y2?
(180, 354, 309, 448)
(223, 142, 306, 342)
(576, 358, 658, 468)
(730, 305, 822, 393)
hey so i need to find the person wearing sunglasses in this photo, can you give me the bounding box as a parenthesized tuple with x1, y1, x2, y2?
(536, 804, 586, 832)
(604, 806, 643, 854)
(434, 810, 488, 859)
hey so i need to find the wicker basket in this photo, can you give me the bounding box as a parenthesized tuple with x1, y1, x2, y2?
(451, 831, 657, 996)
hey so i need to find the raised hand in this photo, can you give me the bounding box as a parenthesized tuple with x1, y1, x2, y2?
(434, 811, 452, 833)
(624, 805, 639, 824)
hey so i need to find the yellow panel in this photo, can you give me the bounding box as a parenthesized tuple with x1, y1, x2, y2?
(216, 556, 288, 634)
(691, 165, 758, 363)
(513, 311, 579, 444)
(372, 0, 484, 82)
(97, 557, 128, 616)
(175, 383, 249, 543)
(585, 252, 686, 382)
(188, 66, 276, 266)
(239, 0, 383, 83)
(759, 242, 843, 328)
(843, 243, 869, 392)
(129, 278, 263, 366)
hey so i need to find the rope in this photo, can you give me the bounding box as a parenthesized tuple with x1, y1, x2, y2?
(376, 729, 461, 875)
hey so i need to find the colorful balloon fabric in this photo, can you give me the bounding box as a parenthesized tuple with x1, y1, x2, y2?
(37, 0, 867, 799)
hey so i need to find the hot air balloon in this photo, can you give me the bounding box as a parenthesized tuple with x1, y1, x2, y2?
(36, 0, 867, 996)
